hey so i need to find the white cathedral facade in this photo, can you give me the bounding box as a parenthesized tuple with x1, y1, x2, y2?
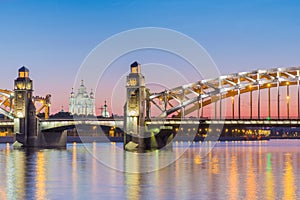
(69, 81, 95, 116)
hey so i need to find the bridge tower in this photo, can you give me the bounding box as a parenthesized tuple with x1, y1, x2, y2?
(124, 61, 147, 150)
(13, 66, 67, 148)
(13, 66, 37, 146)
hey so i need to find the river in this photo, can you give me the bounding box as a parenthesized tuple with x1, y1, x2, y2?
(0, 140, 299, 199)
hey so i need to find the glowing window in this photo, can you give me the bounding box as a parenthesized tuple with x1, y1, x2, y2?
(131, 67, 137, 73)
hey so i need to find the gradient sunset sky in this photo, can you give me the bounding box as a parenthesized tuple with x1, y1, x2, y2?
(1, 0, 300, 116)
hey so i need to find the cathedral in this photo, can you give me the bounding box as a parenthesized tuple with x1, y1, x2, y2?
(69, 81, 95, 116)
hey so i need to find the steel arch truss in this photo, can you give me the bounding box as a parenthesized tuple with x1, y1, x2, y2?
(0, 89, 14, 119)
(147, 67, 300, 118)
(0, 89, 51, 119)
(33, 94, 51, 119)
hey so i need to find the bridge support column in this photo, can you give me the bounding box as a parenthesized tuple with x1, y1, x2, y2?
(258, 84, 261, 119)
(231, 96, 234, 119)
(200, 95, 203, 118)
(199, 87, 204, 118)
(277, 73, 280, 119)
(257, 73, 261, 119)
(268, 84, 271, 119)
(287, 83, 290, 119)
(214, 101, 217, 119)
(219, 94, 222, 119)
(250, 87, 252, 119)
(238, 89, 241, 119)
(298, 77, 300, 119)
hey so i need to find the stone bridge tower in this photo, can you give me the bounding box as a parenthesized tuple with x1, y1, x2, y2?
(124, 61, 146, 150)
(14, 66, 37, 146)
(13, 66, 67, 148)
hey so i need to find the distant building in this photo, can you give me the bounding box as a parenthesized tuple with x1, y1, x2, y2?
(101, 100, 110, 118)
(69, 80, 95, 116)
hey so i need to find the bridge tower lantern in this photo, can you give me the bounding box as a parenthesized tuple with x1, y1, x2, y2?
(124, 61, 146, 150)
(13, 66, 37, 146)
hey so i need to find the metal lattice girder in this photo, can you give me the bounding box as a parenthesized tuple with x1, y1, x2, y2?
(0, 89, 51, 119)
(33, 94, 51, 119)
(148, 67, 300, 118)
(0, 89, 14, 119)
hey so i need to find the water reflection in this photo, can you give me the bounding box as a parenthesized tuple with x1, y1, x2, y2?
(36, 152, 46, 200)
(72, 142, 78, 197)
(265, 153, 275, 200)
(7, 149, 25, 200)
(228, 155, 238, 200)
(245, 146, 257, 200)
(0, 140, 299, 199)
(1, 147, 68, 200)
(125, 169, 141, 200)
(124, 150, 152, 200)
(283, 153, 296, 200)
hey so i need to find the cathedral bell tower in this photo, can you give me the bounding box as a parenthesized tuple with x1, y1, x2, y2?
(124, 61, 146, 150)
(14, 66, 37, 146)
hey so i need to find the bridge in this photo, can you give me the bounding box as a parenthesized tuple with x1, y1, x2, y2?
(0, 63, 300, 149)
(124, 62, 300, 150)
(147, 67, 300, 119)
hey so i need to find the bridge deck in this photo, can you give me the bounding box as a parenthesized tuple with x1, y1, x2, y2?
(39, 119, 124, 131)
(146, 118, 300, 125)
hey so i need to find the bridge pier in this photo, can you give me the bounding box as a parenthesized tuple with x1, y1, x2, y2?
(13, 67, 66, 148)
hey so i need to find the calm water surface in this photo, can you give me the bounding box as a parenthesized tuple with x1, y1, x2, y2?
(0, 140, 299, 200)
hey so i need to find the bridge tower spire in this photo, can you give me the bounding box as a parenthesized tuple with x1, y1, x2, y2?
(13, 66, 37, 146)
(124, 61, 147, 150)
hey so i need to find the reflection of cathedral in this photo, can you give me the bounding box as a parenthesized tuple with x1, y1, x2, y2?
(69, 81, 95, 116)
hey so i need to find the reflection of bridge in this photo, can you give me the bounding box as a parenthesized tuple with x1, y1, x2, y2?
(1, 64, 300, 148)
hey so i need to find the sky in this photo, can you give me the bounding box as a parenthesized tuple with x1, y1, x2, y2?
(1, 0, 300, 116)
